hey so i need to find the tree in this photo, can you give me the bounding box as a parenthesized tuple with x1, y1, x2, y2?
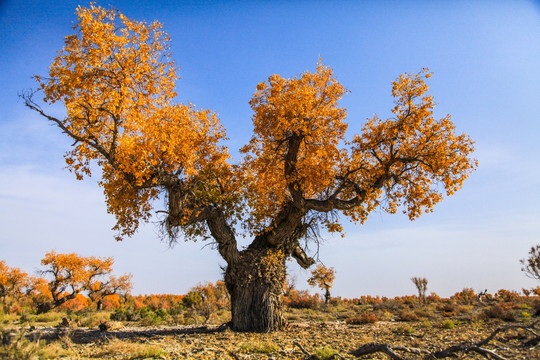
(411, 276, 428, 304)
(36, 251, 131, 313)
(88, 274, 132, 310)
(0, 260, 30, 313)
(308, 264, 336, 304)
(520, 244, 540, 282)
(24, 5, 477, 331)
(27, 276, 53, 310)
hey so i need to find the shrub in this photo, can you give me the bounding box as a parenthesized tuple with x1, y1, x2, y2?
(314, 346, 339, 360)
(375, 310, 395, 321)
(110, 308, 138, 322)
(398, 309, 418, 322)
(373, 298, 403, 312)
(137, 307, 162, 325)
(394, 324, 415, 335)
(451, 288, 476, 305)
(495, 289, 520, 302)
(427, 292, 441, 302)
(345, 312, 378, 325)
(182, 291, 202, 308)
(154, 308, 170, 321)
(77, 311, 109, 328)
(484, 304, 516, 322)
(421, 320, 432, 328)
(413, 309, 433, 319)
(519, 311, 532, 319)
(357, 295, 383, 305)
(437, 303, 458, 317)
(285, 290, 321, 309)
(441, 319, 456, 329)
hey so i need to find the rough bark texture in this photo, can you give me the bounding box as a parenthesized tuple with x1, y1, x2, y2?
(225, 247, 287, 332)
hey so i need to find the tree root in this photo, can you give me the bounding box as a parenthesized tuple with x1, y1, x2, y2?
(349, 320, 539, 360)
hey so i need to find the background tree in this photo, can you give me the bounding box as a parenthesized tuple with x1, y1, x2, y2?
(37, 251, 131, 313)
(87, 274, 132, 310)
(411, 276, 428, 304)
(37, 251, 98, 313)
(24, 5, 477, 331)
(27, 276, 53, 311)
(520, 244, 540, 282)
(0, 260, 30, 313)
(308, 264, 336, 304)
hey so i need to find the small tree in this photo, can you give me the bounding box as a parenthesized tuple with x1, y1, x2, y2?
(88, 274, 132, 310)
(37, 251, 131, 313)
(411, 277, 428, 304)
(521, 244, 540, 282)
(0, 260, 30, 313)
(308, 264, 336, 304)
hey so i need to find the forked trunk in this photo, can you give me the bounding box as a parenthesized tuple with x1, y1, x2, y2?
(225, 247, 287, 332)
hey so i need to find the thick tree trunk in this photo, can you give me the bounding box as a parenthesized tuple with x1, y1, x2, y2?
(36, 293, 77, 314)
(225, 247, 287, 332)
(36, 302, 54, 314)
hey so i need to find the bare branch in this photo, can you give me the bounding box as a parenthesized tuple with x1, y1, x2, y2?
(349, 320, 540, 359)
(22, 91, 112, 162)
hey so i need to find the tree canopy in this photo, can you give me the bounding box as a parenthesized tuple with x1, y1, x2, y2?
(24, 5, 476, 257)
(36, 251, 132, 313)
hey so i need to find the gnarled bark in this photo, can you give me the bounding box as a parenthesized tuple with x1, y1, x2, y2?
(225, 247, 287, 332)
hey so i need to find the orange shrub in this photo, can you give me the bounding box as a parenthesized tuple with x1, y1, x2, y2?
(451, 288, 476, 304)
(284, 289, 321, 309)
(346, 312, 378, 325)
(427, 292, 441, 302)
(358, 295, 383, 305)
(495, 289, 520, 302)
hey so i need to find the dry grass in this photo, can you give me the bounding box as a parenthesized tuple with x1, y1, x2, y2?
(1, 296, 538, 359)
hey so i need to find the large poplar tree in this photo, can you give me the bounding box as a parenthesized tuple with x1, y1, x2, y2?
(24, 5, 477, 332)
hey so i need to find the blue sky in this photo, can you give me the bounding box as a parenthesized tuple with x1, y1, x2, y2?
(0, 0, 539, 298)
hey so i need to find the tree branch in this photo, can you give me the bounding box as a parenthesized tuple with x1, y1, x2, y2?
(22, 91, 112, 162)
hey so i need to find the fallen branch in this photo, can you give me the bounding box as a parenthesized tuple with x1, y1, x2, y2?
(293, 340, 312, 357)
(476, 320, 539, 346)
(349, 320, 539, 360)
(349, 343, 413, 359)
(431, 343, 507, 360)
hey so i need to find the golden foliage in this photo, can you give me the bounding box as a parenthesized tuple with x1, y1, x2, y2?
(348, 69, 477, 222)
(241, 61, 348, 231)
(28, 5, 477, 254)
(241, 65, 476, 235)
(307, 264, 336, 291)
(0, 261, 30, 312)
(33, 4, 232, 240)
(38, 251, 131, 311)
